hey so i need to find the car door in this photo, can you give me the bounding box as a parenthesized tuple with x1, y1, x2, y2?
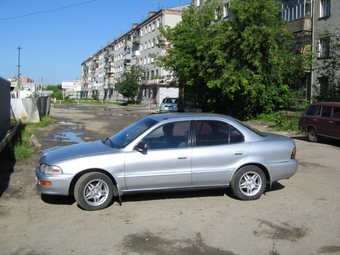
(318, 105, 333, 136)
(329, 106, 340, 138)
(191, 120, 249, 186)
(124, 121, 192, 190)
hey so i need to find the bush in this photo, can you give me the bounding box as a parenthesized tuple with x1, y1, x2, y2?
(257, 112, 302, 132)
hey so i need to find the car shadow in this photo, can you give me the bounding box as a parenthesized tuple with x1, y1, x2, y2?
(115, 183, 286, 204)
(41, 194, 75, 205)
(40, 182, 286, 207)
(117, 188, 229, 204)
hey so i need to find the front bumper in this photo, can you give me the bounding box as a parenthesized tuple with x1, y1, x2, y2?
(35, 167, 73, 196)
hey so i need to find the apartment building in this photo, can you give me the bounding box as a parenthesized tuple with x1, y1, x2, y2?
(81, 5, 188, 104)
(313, 0, 339, 98)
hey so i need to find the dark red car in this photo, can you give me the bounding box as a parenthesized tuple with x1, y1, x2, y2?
(298, 102, 340, 142)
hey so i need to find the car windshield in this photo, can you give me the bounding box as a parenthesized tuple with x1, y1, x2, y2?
(107, 117, 158, 148)
(163, 98, 177, 104)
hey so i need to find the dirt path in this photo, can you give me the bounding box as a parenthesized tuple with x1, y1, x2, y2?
(0, 104, 339, 255)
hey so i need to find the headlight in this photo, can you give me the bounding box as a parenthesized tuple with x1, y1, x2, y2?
(39, 164, 63, 174)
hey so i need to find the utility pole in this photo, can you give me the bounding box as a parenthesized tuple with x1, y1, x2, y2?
(16, 46, 22, 98)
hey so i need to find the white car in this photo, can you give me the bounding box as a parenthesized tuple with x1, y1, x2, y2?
(159, 97, 178, 112)
(36, 113, 298, 211)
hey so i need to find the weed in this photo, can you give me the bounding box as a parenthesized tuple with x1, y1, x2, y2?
(14, 116, 54, 161)
(257, 112, 302, 132)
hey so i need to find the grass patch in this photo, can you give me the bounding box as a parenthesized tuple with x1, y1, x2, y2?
(257, 112, 303, 132)
(14, 115, 54, 161)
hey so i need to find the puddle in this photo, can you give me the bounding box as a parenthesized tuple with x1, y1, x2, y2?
(51, 129, 85, 143)
(58, 121, 76, 125)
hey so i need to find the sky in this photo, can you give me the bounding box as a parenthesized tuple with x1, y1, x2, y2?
(0, 0, 190, 85)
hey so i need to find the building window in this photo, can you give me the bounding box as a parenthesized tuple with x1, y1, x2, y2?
(320, 0, 331, 18)
(215, 7, 221, 20)
(318, 37, 330, 58)
(223, 3, 230, 19)
(281, 0, 312, 21)
(152, 21, 155, 31)
(305, 0, 312, 16)
(318, 76, 329, 96)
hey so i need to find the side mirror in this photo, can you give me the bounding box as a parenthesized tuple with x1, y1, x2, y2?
(134, 142, 148, 152)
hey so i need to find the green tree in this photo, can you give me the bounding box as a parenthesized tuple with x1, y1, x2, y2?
(114, 66, 146, 103)
(313, 30, 340, 102)
(44, 85, 62, 92)
(157, 0, 306, 119)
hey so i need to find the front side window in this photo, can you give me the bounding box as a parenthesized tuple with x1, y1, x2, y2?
(305, 105, 319, 116)
(321, 106, 332, 118)
(320, 0, 331, 18)
(142, 121, 190, 149)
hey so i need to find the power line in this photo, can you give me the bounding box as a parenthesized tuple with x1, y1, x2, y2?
(0, 0, 99, 21)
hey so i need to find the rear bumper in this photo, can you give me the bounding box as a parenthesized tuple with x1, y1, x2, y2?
(265, 159, 298, 184)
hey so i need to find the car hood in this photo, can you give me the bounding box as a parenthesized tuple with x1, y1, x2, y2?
(40, 141, 117, 164)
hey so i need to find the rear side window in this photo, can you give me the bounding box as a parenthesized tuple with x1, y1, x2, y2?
(195, 120, 244, 146)
(332, 107, 340, 119)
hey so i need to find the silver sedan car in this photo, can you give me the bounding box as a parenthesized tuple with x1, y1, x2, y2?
(36, 113, 298, 211)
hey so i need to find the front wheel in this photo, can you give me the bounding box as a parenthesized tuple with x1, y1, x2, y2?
(231, 166, 266, 200)
(74, 172, 114, 211)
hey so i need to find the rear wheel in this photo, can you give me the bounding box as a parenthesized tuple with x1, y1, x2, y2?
(74, 172, 114, 211)
(231, 166, 266, 200)
(308, 127, 319, 143)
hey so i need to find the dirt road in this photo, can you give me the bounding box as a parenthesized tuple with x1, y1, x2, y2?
(0, 104, 339, 255)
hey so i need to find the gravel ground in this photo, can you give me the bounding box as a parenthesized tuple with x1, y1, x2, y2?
(0, 104, 339, 255)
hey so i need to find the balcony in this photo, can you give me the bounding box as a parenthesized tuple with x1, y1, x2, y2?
(132, 36, 140, 44)
(132, 50, 140, 57)
(287, 17, 312, 34)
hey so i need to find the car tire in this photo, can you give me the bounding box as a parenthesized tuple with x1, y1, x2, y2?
(74, 172, 114, 211)
(231, 166, 266, 200)
(308, 127, 319, 143)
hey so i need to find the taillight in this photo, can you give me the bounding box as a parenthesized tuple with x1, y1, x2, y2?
(291, 148, 297, 159)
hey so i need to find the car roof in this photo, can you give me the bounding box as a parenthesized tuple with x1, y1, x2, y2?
(309, 102, 340, 107)
(147, 112, 235, 122)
